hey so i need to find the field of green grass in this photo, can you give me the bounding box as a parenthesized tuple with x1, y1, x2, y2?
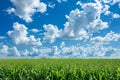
(0, 59, 120, 80)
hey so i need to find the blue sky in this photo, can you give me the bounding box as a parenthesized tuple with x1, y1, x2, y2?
(0, 0, 120, 58)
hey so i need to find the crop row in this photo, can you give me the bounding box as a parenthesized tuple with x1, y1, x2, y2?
(0, 59, 119, 80)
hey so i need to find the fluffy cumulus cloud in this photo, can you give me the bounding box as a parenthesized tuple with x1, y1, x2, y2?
(51, 46, 60, 56)
(60, 46, 81, 57)
(102, 4, 111, 15)
(40, 0, 120, 58)
(112, 13, 120, 18)
(58, 42, 120, 58)
(0, 45, 9, 55)
(7, 0, 47, 22)
(0, 45, 20, 57)
(91, 31, 120, 43)
(1, 0, 120, 58)
(99, 0, 120, 5)
(44, 0, 120, 43)
(28, 42, 119, 58)
(44, 1, 108, 42)
(0, 41, 120, 58)
(61, 6, 108, 40)
(8, 22, 42, 46)
(9, 47, 20, 56)
(20, 47, 52, 57)
(29, 28, 41, 33)
(43, 24, 60, 43)
(92, 0, 120, 18)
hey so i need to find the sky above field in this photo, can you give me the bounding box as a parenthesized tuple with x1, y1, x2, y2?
(0, 0, 120, 58)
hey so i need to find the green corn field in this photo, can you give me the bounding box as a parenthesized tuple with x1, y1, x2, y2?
(0, 59, 120, 80)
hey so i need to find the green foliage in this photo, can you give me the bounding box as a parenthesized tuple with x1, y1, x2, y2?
(0, 59, 119, 80)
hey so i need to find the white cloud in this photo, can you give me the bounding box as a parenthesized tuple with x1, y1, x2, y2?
(60, 2, 108, 40)
(43, 1, 108, 43)
(0, 45, 9, 55)
(83, 44, 111, 57)
(6, 8, 15, 14)
(102, 0, 112, 4)
(102, 5, 111, 16)
(52, 46, 60, 56)
(0, 45, 20, 57)
(7, 0, 47, 22)
(21, 49, 29, 56)
(29, 47, 40, 56)
(112, 13, 120, 18)
(38, 47, 51, 57)
(110, 48, 120, 57)
(58, 43, 120, 58)
(30, 28, 41, 33)
(91, 31, 120, 43)
(0, 42, 3, 46)
(61, 46, 81, 57)
(104, 11, 111, 15)
(0, 36, 5, 39)
(102, 5, 110, 12)
(57, 0, 67, 3)
(60, 42, 65, 48)
(48, 3, 55, 9)
(119, 3, 120, 8)
(111, 0, 120, 5)
(3, 0, 120, 58)
(9, 47, 20, 56)
(43, 24, 60, 43)
(88, 19, 108, 33)
(95, 0, 120, 18)
(0, 43, 119, 58)
(29, 47, 52, 57)
(8, 22, 42, 46)
(101, 0, 120, 5)
(76, 1, 82, 6)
